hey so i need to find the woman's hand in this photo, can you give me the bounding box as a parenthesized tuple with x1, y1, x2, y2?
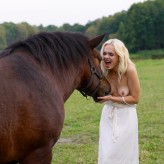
(97, 95, 113, 103)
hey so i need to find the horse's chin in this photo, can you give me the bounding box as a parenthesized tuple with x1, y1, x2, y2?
(92, 96, 100, 103)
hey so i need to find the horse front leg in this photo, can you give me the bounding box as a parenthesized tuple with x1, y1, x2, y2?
(20, 146, 52, 164)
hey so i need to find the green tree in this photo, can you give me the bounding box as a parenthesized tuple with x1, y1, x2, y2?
(118, 0, 164, 52)
(0, 25, 7, 50)
(154, 0, 164, 49)
(42, 25, 58, 32)
(16, 23, 29, 41)
(2, 22, 19, 46)
(85, 20, 100, 37)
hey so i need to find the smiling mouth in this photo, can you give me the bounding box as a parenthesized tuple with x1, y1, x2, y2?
(104, 61, 111, 68)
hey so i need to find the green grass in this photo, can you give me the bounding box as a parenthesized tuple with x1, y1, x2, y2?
(136, 59, 164, 164)
(52, 59, 164, 164)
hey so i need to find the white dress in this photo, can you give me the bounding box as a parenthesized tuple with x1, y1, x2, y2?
(98, 101, 139, 164)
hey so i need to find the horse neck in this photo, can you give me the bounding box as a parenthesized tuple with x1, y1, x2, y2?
(56, 64, 83, 102)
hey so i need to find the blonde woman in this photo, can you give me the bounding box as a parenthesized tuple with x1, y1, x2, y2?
(98, 39, 140, 164)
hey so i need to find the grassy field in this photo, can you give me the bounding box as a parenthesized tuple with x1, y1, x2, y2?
(52, 59, 164, 164)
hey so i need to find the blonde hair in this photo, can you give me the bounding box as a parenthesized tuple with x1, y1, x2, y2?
(100, 38, 134, 81)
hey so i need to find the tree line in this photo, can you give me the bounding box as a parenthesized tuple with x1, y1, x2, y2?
(0, 0, 163, 53)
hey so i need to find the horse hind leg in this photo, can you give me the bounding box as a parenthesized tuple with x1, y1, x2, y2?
(20, 147, 52, 164)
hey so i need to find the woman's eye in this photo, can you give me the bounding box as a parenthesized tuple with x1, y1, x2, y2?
(103, 52, 107, 55)
(103, 52, 114, 56)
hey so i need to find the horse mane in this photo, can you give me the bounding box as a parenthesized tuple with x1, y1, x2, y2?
(2, 31, 90, 69)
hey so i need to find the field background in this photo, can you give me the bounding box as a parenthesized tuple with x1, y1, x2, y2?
(52, 59, 164, 164)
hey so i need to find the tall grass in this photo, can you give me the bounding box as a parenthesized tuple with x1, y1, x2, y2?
(52, 59, 164, 164)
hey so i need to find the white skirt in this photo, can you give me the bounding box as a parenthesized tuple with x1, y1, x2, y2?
(98, 101, 139, 164)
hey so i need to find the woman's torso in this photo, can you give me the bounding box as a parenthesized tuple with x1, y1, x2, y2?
(108, 72, 130, 97)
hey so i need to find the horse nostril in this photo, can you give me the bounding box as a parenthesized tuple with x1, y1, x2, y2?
(104, 88, 110, 96)
(104, 91, 108, 96)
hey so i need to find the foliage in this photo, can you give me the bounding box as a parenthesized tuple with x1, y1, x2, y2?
(130, 49, 164, 60)
(52, 59, 164, 163)
(0, 25, 7, 49)
(0, 0, 163, 54)
(119, 0, 164, 52)
(0, 22, 39, 48)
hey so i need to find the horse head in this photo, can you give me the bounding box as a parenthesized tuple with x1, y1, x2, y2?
(77, 34, 111, 102)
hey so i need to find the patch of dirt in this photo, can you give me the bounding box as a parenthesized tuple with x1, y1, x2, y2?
(57, 138, 73, 144)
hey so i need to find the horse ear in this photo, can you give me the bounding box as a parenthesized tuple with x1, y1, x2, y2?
(88, 33, 106, 48)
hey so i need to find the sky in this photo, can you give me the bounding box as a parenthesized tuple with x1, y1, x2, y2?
(0, 0, 145, 27)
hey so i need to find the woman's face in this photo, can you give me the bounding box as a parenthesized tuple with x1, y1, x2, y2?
(102, 44, 119, 71)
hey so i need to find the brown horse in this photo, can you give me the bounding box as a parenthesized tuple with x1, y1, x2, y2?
(0, 31, 111, 164)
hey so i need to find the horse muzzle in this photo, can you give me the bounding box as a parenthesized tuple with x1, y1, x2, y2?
(92, 84, 111, 102)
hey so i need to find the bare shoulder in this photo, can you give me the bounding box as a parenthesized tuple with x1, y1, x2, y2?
(126, 63, 137, 74)
(126, 63, 139, 83)
(126, 64, 140, 103)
